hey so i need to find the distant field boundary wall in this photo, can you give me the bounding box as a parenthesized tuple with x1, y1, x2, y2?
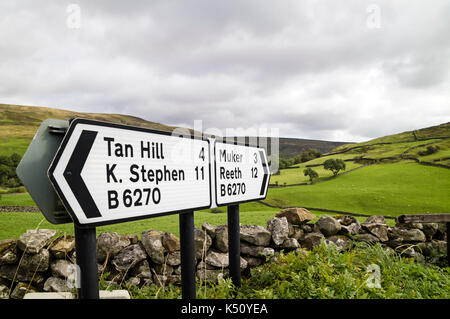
(257, 201, 396, 220)
(327, 136, 450, 156)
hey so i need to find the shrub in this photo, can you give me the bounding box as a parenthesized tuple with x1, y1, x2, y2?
(418, 145, 440, 156)
(237, 243, 450, 299)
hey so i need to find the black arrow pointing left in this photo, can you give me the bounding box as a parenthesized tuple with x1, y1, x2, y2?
(64, 130, 102, 218)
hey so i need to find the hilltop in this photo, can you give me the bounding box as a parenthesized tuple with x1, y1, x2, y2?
(327, 122, 450, 167)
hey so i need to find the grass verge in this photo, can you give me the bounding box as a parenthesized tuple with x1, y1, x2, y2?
(126, 242, 450, 299)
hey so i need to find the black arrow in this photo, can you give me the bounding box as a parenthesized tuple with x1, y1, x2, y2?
(259, 150, 269, 196)
(63, 130, 102, 219)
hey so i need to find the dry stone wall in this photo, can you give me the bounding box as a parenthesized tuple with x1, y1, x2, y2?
(0, 207, 447, 299)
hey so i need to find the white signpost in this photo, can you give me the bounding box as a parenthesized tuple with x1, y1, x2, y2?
(214, 140, 270, 206)
(48, 118, 212, 226)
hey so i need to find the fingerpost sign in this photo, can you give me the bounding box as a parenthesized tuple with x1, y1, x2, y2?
(18, 118, 271, 299)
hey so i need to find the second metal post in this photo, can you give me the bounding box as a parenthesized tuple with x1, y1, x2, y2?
(179, 211, 196, 299)
(227, 204, 241, 287)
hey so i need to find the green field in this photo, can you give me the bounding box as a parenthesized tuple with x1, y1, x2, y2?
(1, 105, 449, 242)
(0, 200, 280, 240)
(1, 161, 448, 240)
(264, 161, 450, 217)
(0, 192, 35, 206)
(271, 161, 363, 185)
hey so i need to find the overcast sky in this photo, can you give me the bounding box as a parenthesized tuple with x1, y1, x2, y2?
(1, 1, 449, 142)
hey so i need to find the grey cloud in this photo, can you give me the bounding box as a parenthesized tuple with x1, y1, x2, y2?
(0, 0, 449, 142)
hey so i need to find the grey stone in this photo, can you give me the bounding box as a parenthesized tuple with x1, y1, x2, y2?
(49, 235, 75, 259)
(355, 233, 379, 243)
(162, 232, 180, 252)
(205, 250, 229, 268)
(202, 222, 216, 239)
(281, 238, 300, 249)
(325, 235, 353, 251)
(130, 260, 152, 280)
(315, 215, 341, 237)
(267, 217, 289, 246)
(194, 227, 212, 260)
(240, 241, 274, 258)
(0, 284, 9, 299)
(415, 241, 447, 257)
(196, 268, 229, 282)
(97, 232, 126, 263)
(422, 223, 439, 240)
(240, 225, 271, 246)
(301, 224, 314, 233)
(396, 246, 425, 261)
(337, 215, 358, 226)
(141, 230, 165, 264)
(43, 277, 70, 292)
(0, 239, 18, 265)
(21, 249, 50, 272)
(165, 251, 181, 266)
(0, 264, 46, 285)
(275, 207, 315, 225)
(300, 232, 325, 250)
(111, 243, 147, 272)
(240, 256, 248, 270)
(291, 226, 305, 241)
(340, 222, 362, 236)
(362, 223, 389, 242)
(50, 259, 74, 279)
(214, 226, 229, 253)
(17, 229, 56, 254)
(388, 228, 426, 242)
(435, 223, 447, 240)
(363, 215, 386, 225)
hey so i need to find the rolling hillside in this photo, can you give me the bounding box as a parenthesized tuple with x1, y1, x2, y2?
(0, 103, 348, 158)
(0, 103, 179, 156)
(266, 121, 450, 217)
(327, 122, 450, 167)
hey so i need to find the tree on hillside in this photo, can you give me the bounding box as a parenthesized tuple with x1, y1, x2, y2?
(279, 158, 295, 169)
(0, 153, 22, 187)
(295, 149, 322, 164)
(323, 159, 346, 176)
(303, 167, 319, 183)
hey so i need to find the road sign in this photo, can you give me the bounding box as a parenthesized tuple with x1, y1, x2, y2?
(214, 140, 270, 206)
(48, 118, 211, 226)
(16, 119, 72, 224)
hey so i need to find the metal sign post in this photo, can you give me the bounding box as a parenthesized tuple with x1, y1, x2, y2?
(179, 211, 196, 299)
(227, 204, 241, 288)
(74, 224, 99, 299)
